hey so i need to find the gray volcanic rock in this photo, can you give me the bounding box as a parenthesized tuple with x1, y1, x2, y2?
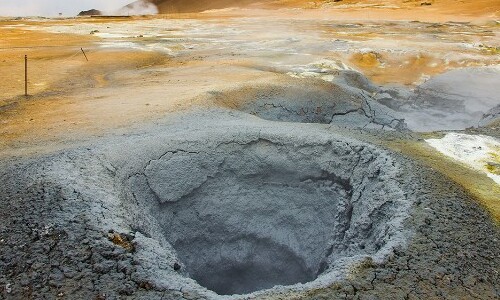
(139, 130, 409, 295)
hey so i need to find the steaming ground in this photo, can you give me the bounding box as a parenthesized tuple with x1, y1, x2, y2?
(0, 7, 499, 300)
(2, 14, 499, 139)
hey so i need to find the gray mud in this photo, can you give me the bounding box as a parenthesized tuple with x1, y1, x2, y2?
(211, 78, 407, 131)
(385, 67, 500, 131)
(0, 64, 499, 299)
(209, 67, 500, 133)
(0, 108, 499, 299)
(136, 133, 408, 295)
(480, 104, 500, 127)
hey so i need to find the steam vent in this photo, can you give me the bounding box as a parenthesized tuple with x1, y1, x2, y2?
(0, 1, 499, 299)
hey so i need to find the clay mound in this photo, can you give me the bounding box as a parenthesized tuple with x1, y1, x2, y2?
(211, 78, 407, 131)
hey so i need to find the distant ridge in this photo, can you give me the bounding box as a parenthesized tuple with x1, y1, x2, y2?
(77, 9, 102, 16)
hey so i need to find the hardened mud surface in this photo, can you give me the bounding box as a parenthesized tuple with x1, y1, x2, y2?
(132, 137, 409, 295)
(0, 111, 499, 300)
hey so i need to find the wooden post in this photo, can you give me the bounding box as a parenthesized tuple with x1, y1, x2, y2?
(81, 48, 89, 61)
(24, 55, 28, 97)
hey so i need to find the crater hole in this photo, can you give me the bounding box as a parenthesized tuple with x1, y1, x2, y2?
(140, 139, 404, 295)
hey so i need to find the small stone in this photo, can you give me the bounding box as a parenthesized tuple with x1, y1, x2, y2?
(173, 262, 181, 271)
(138, 281, 153, 290)
(49, 280, 62, 288)
(95, 293, 106, 300)
(62, 267, 77, 278)
(93, 261, 115, 274)
(183, 291, 202, 300)
(119, 283, 137, 295)
(19, 275, 30, 287)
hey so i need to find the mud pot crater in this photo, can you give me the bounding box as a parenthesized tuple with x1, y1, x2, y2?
(210, 79, 407, 131)
(127, 132, 412, 296)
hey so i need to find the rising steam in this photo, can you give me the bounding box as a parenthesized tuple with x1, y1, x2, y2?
(115, 0, 159, 15)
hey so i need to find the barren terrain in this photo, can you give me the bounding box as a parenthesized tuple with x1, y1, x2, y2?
(0, 1, 499, 299)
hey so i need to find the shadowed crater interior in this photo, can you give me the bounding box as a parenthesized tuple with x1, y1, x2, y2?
(133, 138, 408, 295)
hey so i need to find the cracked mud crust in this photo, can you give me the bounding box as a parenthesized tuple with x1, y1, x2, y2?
(131, 137, 410, 295)
(210, 79, 407, 131)
(0, 111, 498, 300)
(383, 138, 500, 223)
(254, 159, 500, 300)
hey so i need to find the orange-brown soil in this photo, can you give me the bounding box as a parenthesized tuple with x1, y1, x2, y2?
(0, 2, 498, 158)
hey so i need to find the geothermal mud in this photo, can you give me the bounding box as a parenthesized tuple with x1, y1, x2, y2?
(211, 78, 407, 131)
(0, 108, 499, 299)
(0, 11, 499, 300)
(134, 135, 408, 295)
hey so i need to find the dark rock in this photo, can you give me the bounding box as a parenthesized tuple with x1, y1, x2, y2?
(173, 262, 181, 271)
(77, 9, 102, 16)
(118, 283, 137, 295)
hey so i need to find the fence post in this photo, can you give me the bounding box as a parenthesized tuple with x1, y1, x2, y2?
(24, 55, 28, 97)
(81, 48, 89, 61)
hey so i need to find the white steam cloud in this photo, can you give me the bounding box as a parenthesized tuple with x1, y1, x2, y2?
(114, 1, 159, 16)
